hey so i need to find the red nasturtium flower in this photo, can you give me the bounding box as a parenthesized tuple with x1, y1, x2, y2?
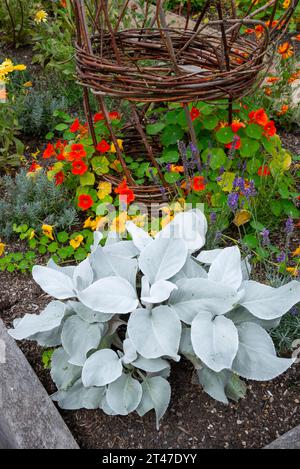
(231, 119, 246, 133)
(68, 143, 86, 161)
(190, 107, 200, 121)
(96, 139, 110, 153)
(43, 143, 55, 159)
(193, 176, 206, 191)
(78, 194, 93, 210)
(257, 165, 271, 177)
(54, 171, 64, 186)
(115, 178, 135, 203)
(28, 162, 40, 172)
(264, 120, 276, 137)
(70, 118, 80, 133)
(109, 111, 120, 120)
(71, 160, 88, 176)
(249, 109, 269, 126)
(94, 112, 104, 123)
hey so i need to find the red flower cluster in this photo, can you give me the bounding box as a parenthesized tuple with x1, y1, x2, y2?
(71, 160, 88, 176)
(43, 143, 56, 159)
(78, 194, 93, 210)
(67, 143, 87, 161)
(257, 165, 271, 177)
(114, 178, 135, 204)
(94, 111, 120, 123)
(190, 107, 200, 121)
(249, 109, 277, 137)
(193, 176, 206, 192)
(55, 171, 65, 186)
(96, 139, 110, 153)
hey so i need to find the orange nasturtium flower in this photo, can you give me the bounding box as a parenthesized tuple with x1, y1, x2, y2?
(278, 42, 293, 59)
(0, 240, 5, 257)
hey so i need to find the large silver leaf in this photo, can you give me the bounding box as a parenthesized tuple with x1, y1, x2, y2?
(171, 255, 207, 282)
(72, 258, 94, 292)
(136, 376, 171, 429)
(104, 240, 139, 258)
(126, 221, 153, 251)
(51, 348, 82, 391)
(68, 300, 113, 323)
(138, 237, 188, 283)
(128, 306, 181, 360)
(208, 246, 242, 290)
(141, 280, 177, 304)
(169, 278, 237, 324)
(226, 306, 281, 330)
(82, 349, 123, 387)
(78, 276, 138, 314)
(8, 301, 66, 340)
(132, 356, 170, 373)
(32, 265, 75, 299)
(61, 316, 103, 366)
(191, 312, 239, 372)
(90, 246, 137, 286)
(232, 322, 295, 380)
(197, 367, 231, 404)
(240, 280, 300, 320)
(107, 373, 142, 415)
(52, 379, 105, 409)
(155, 209, 207, 252)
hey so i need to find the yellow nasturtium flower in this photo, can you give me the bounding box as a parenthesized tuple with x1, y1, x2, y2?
(29, 230, 35, 240)
(70, 235, 84, 249)
(0, 240, 5, 257)
(97, 181, 112, 200)
(42, 224, 54, 241)
(110, 139, 123, 153)
(110, 212, 127, 233)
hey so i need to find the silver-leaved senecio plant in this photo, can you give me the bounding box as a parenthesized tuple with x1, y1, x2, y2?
(9, 210, 300, 428)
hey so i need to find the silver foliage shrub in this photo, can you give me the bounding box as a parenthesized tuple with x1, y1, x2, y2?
(9, 210, 300, 428)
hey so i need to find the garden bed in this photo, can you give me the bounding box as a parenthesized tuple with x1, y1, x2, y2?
(1, 270, 299, 450)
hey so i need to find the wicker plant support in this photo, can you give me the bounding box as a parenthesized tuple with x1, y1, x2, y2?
(73, 0, 299, 204)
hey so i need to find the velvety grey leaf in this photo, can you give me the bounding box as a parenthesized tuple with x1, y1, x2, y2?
(50, 348, 81, 391)
(122, 338, 138, 364)
(196, 249, 223, 264)
(136, 376, 171, 429)
(240, 280, 300, 320)
(90, 246, 138, 286)
(82, 349, 123, 387)
(225, 374, 247, 402)
(191, 312, 239, 372)
(208, 246, 242, 290)
(226, 306, 281, 330)
(32, 265, 75, 299)
(78, 277, 138, 314)
(47, 258, 75, 278)
(171, 256, 207, 282)
(132, 356, 170, 373)
(169, 278, 237, 324)
(104, 240, 139, 258)
(61, 316, 103, 366)
(73, 258, 94, 292)
(128, 306, 181, 360)
(155, 209, 207, 252)
(107, 374, 142, 415)
(141, 280, 177, 304)
(9, 301, 66, 340)
(52, 379, 105, 410)
(68, 300, 113, 323)
(232, 322, 295, 381)
(197, 367, 230, 404)
(139, 237, 188, 283)
(29, 325, 63, 347)
(179, 327, 202, 369)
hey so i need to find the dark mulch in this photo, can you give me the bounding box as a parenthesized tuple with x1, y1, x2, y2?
(1, 269, 299, 450)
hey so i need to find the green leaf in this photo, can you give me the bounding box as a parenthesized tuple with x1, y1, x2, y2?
(25, 251, 36, 261)
(282, 200, 300, 218)
(243, 234, 258, 249)
(80, 171, 95, 186)
(45, 131, 54, 140)
(55, 123, 69, 131)
(240, 138, 260, 158)
(161, 125, 184, 146)
(270, 200, 282, 217)
(250, 221, 265, 231)
(38, 245, 47, 255)
(160, 149, 179, 163)
(245, 124, 263, 140)
(74, 248, 87, 262)
(57, 231, 69, 243)
(146, 122, 165, 135)
(164, 172, 181, 184)
(215, 127, 234, 144)
(48, 242, 58, 253)
(203, 115, 218, 130)
(91, 156, 110, 175)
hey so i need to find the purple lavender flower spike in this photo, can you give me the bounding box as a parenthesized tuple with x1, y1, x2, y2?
(277, 252, 286, 263)
(285, 217, 294, 235)
(227, 192, 239, 212)
(260, 228, 270, 246)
